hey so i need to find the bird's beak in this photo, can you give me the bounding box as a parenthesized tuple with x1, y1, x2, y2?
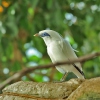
(34, 33, 39, 36)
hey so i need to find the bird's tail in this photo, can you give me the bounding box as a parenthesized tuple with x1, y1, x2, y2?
(74, 69, 85, 79)
(72, 64, 85, 79)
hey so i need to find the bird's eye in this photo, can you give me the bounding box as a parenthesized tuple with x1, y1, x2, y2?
(43, 33, 47, 36)
(40, 32, 50, 37)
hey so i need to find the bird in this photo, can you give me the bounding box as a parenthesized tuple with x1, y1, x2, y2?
(34, 30, 85, 81)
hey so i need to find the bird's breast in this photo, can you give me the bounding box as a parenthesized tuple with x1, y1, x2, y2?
(47, 41, 60, 55)
(47, 41, 67, 62)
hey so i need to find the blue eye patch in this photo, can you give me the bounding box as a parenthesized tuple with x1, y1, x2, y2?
(40, 32, 50, 37)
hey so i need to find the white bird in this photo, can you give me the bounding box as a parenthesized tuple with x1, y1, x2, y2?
(34, 30, 85, 81)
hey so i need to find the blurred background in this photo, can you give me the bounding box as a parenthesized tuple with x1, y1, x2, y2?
(0, 0, 100, 85)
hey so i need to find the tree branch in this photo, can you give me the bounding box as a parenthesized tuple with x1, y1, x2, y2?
(0, 52, 100, 90)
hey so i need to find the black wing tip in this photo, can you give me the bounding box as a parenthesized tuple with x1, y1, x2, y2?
(72, 63, 85, 77)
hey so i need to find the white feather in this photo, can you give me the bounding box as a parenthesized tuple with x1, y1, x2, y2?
(73, 49, 79, 52)
(38, 30, 84, 79)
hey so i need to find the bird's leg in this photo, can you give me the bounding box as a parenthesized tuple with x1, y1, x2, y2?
(53, 72, 68, 83)
(60, 72, 68, 82)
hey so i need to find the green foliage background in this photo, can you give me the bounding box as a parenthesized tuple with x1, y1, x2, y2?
(0, 0, 100, 83)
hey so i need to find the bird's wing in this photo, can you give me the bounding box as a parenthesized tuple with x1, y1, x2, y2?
(58, 39, 84, 78)
(59, 39, 82, 71)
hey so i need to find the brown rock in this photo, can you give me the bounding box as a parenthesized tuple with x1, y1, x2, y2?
(67, 77, 100, 100)
(0, 79, 84, 100)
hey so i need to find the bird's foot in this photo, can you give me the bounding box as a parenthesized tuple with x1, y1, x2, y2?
(53, 72, 68, 83)
(60, 72, 68, 82)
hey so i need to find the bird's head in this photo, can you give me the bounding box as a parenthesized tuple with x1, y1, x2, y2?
(34, 30, 63, 44)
